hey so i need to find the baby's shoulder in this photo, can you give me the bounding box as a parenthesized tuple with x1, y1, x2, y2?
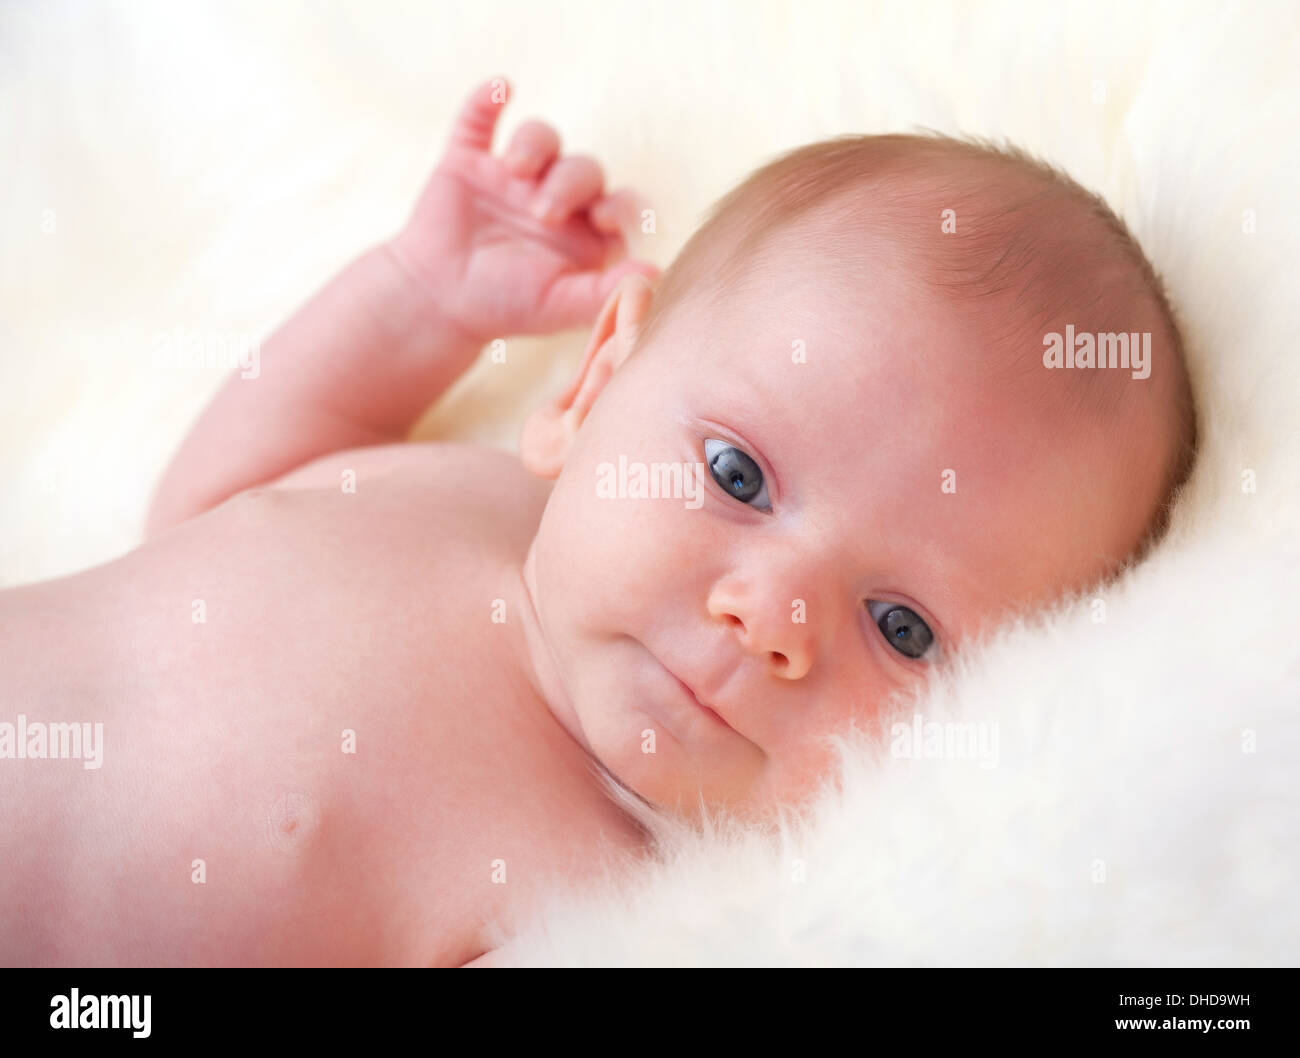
(263, 439, 550, 557)
(271, 439, 536, 495)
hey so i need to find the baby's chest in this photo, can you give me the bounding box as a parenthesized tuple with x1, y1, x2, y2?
(120, 486, 554, 960)
(169, 469, 622, 959)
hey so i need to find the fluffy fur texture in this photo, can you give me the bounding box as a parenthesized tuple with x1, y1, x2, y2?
(2, 1, 1295, 965)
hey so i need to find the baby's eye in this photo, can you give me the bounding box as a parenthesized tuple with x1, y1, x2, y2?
(866, 601, 935, 660)
(704, 439, 771, 510)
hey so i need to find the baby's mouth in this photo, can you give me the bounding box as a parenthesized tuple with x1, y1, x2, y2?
(649, 650, 734, 733)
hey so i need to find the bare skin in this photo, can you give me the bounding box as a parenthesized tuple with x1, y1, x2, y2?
(0, 77, 1178, 966)
(0, 78, 657, 967)
(0, 444, 644, 966)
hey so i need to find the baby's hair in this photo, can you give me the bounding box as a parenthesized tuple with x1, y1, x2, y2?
(634, 131, 1198, 566)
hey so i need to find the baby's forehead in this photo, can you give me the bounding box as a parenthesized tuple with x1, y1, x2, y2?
(656, 243, 1165, 499)
(659, 287, 1007, 477)
(650, 178, 1179, 450)
(672, 239, 971, 390)
(694, 205, 1166, 396)
(709, 166, 1116, 326)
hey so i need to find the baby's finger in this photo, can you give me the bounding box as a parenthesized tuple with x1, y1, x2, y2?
(502, 120, 562, 180)
(533, 155, 605, 225)
(541, 259, 661, 332)
(588, 189, 647, 237)
(446, 76, 511, 153)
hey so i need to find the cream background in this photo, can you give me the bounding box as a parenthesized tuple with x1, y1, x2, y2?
(2, 0, 1296, 964)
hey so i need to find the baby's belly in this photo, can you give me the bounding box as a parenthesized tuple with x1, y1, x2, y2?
(0, 485, 516, 966)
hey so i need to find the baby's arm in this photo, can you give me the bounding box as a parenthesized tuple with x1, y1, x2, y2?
(144, 246, 475, 534)
(146, 76, 656, 535)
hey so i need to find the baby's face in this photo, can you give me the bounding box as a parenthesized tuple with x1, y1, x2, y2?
(524, 250, 1169, 820)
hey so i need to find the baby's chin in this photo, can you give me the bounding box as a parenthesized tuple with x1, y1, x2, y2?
(576, 689, 765, 823)
(598, 732, 830, 827)
(553, 632, 773, 819)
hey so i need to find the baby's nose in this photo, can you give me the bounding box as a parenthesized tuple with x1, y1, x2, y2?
(706, 578, 815, 680)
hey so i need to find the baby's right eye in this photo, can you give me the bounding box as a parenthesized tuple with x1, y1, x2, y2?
(703, 439, 771, 511)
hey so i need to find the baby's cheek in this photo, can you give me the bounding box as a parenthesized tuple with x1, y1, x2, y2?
(760, 712, 859, 805)
(761, 744, 838, 810)
(577, 478, 695, 601)
(537, 470, 622, 606)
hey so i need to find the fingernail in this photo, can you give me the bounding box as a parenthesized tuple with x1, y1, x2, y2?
(532, 198, 557, 223)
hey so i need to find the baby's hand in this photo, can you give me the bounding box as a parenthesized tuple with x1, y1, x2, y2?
(388, 76, 659, 344)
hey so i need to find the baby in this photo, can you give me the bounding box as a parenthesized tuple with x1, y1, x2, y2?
(0, 78, 1196, 967)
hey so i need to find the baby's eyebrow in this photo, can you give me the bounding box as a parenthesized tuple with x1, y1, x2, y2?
(692, 378, 780, 457)
(717, 369, 775, 422)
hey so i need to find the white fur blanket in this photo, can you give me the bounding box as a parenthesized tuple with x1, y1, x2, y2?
(2, 1, 1295, 965)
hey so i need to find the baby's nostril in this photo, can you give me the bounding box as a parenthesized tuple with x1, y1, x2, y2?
(771, 651, 789, 670)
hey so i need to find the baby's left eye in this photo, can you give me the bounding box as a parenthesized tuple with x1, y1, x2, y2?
(866, 601, 935, 660)
(704, 439, 771, 511)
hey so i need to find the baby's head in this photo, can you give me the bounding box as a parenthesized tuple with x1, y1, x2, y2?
(519, 132, 1197, 823)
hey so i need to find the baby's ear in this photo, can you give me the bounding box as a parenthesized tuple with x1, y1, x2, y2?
(519, 274, 654, 479)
